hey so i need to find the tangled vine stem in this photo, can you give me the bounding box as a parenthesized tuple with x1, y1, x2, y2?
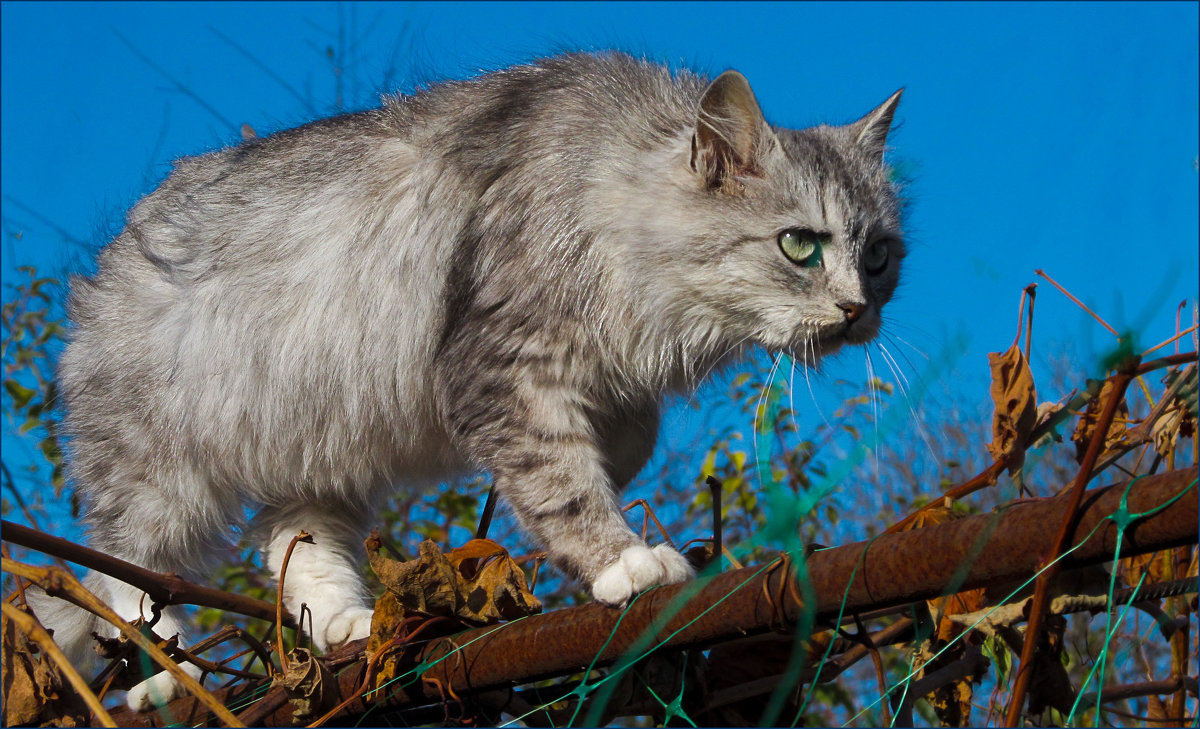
(275, 530, 313, 674)
(887, 349, 1197, 539)
(622, 498, 675, 546)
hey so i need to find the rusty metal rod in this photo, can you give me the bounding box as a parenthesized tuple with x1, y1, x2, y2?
(103, 467, 1197, 727)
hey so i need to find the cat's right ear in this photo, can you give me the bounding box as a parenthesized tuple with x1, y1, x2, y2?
(691, 70, 771, 192)
(850, 89, 903, 161)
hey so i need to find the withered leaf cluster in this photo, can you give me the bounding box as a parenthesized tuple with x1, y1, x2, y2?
(1151, 365, 1198, 459)
(1, 605, 88, 727)
(366, 535, 542, 648)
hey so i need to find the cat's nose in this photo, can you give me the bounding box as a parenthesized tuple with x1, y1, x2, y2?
(838, 301, 867, 323)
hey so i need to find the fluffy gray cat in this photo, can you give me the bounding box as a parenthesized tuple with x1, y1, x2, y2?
(31, 51, 904, 709)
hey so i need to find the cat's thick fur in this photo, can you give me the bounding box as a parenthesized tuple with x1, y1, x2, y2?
(32, 52, 905, 709)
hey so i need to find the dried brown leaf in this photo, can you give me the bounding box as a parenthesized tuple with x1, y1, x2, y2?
(930, 587, 989, 644)
(273, 647, 338, 724)
(987, 344, 1038, 471)
(915, 637, 975, 728)
(3, 610, 44, 726)
(898, 502, 955, 532)
(938, 677, 975, 728)
(445, 538, 508, 568)
(684, 543, 717, 573)
(1151, 403, 1195, 459)
(1, 604, 87, 727)
(453, 540, 543, 623)
(366, 536, 541, 638)
(380, 539, 460, 615)
(1072, 378, 1129, 463)
(367, 591, 408, 654)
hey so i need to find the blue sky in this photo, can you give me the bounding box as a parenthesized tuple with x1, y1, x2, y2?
(2, 2, 1198, 537)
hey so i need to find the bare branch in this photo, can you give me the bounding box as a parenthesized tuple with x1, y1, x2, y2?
(1, 519, 293, 627)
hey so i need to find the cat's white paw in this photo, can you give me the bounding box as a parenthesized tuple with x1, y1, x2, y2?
(591, 544, 695, 606)
(651, 543, 696, 583)
(126, 662, 201, 711)
(318, 607, 375, 650)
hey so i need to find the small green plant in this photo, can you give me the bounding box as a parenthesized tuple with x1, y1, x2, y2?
(2, 266, 68, 516)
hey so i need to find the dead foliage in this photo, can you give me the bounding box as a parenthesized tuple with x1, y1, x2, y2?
(2, 603, 91, 727)
(366, 535, 542, 636)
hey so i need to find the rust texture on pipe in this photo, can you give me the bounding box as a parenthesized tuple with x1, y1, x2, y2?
(102, 467, 1197, 727)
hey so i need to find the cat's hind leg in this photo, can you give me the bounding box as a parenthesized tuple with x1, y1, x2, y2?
(24, 573, 203, 710)
(27, 464, 235, 711)
(251, 503, 374, 651)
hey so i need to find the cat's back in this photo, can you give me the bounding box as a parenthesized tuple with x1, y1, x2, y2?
(61, 52, 703, 491)
(388, 52, 704, 187)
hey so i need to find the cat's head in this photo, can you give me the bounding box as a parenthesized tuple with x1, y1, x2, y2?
(628, 70, 905, 369)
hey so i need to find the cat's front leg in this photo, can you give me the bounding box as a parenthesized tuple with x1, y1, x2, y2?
(492, 448, 694, 605)
(447, 369, 693, 605)
(492, 454, 694, 605)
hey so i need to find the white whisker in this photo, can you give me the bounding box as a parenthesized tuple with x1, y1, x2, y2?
(786, 351, 801, 442)
(876, 342, 939, 461)
(752, 351, 785, 484)
(889, 332, 931, 362)
(881, 332, 928, 378)
(803, 331, 833, 431)
(864, 347, 880, 477)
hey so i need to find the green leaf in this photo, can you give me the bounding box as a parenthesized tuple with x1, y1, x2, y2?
(983, 634, 1011, 683)
(39, 437, 63, 464)
(4, 378, 35, 409)
(699, 445, 719, 480)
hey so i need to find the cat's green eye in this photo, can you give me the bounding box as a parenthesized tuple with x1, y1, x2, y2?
(778, 229, 824, 267)
(864, 240, 889, 274)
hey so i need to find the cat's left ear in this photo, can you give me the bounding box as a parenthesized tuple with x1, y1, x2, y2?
(691, 70, 774, 191)
(850, 89, 903, 161)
